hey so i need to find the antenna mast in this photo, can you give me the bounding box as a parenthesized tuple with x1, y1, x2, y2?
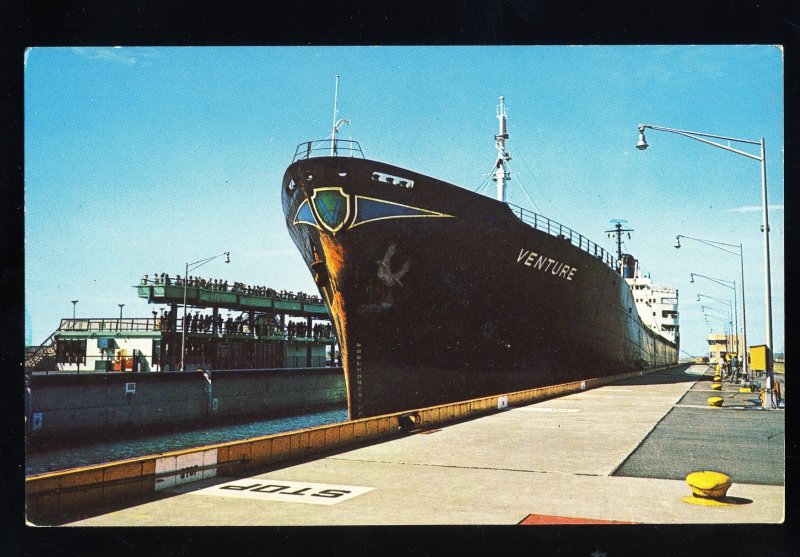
(492, 96, 512, 202)
(329, 75, 350, 156)
(605, 219, 635, 262)
(331, 75, 340, 155)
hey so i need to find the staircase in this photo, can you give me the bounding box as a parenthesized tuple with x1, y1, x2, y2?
(25, 330, 58, 372)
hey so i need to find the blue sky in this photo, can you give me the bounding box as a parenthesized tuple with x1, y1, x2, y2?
(24, 45, 784, 358)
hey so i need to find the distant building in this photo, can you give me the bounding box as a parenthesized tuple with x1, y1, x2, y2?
(707, 333, 746, 364)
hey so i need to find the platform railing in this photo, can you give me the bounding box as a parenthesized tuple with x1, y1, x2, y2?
(56, 318, 336, 342)
(59, 318, 160, 332)
(292, 139, 365, 162)
(139, 278, 325, 305)
(507, 203, 617, 270)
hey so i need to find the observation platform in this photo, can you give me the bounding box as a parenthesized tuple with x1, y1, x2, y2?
(136, 283, 328, 318)
(28, 364, 784, 527)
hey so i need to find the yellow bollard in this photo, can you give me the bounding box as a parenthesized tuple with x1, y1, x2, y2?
(711, 382, 722, 391)
(707, 396, 723, 407)
(683, 471, 736, 506)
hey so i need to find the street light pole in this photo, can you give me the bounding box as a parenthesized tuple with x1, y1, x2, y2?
(699, 294, 734, 356)
(703, 311, 731, 357)
(71, 300, 78, 321)
(701, 305, 733, 354)
(676, 234, 748, 378)
(181, 251, 230, 371)
(690, 273, 738, 357)
(759, 138, 774, 366)
(639, 124, 775, 408)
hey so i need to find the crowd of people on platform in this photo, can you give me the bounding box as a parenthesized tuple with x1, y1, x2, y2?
(141, 273, 322, 304)
(154, 308, 334, 340)
(287, 320, 333, 340)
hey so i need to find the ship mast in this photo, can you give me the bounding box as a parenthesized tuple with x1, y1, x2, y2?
(330, 74, 349, 156)
(606, 219, 635, 273)
(492, 96, 512, 202)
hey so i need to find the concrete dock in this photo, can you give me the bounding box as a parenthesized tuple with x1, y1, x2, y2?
(63, 364, 784, 526)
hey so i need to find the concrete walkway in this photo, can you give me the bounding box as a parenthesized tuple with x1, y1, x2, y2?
(69, 365, 784, 526)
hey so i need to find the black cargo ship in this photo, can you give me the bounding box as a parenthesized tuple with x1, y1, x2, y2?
(281, 97, 678, 419)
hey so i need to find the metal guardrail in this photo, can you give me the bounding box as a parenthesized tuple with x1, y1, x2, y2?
(293, 139, 365, 163)
(507, 203, 617, 270)
(56, 318, 336, 343)
(59, 318, 160, 332)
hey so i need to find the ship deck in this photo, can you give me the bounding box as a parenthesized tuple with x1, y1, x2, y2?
(61, 364, 784, 526)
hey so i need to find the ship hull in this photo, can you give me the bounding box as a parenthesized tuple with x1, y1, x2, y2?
(282, 156, 677, 419)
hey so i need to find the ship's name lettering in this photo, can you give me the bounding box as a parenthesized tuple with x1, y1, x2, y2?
(516, 249, 577, 281)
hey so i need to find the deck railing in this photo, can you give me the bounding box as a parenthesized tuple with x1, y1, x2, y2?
(292, 139, 365, 162)
(507, 203, 617, 270)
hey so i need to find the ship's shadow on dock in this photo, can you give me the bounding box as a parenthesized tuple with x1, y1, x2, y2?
(614, 364, 707, 386)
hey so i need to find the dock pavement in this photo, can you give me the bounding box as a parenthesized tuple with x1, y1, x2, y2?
(67, 364, 784, 526)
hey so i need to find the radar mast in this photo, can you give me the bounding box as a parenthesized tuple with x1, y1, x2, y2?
(491, 96, 512, 201)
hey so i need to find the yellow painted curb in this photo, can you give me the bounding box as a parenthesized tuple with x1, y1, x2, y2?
(707, 397, 724, 407)
(739, 386, 754, 393)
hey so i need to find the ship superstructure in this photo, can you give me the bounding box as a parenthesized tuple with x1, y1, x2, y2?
(627, 273, 680, 345)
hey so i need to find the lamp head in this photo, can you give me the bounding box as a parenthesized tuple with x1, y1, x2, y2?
(689, 274, 695, 283)
(636, 126, 649, 150)
(225, 252, 230, 264)
(674, 236, 681, 249)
